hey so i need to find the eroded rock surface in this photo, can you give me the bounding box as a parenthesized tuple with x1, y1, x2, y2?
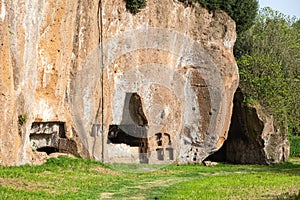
(0, 0, 238, 165)
(208, 88, 290, 164)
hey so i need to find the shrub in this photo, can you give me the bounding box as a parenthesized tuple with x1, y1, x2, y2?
(125, 0, 147, 14)
(125, 0, 258, 33)
(178, 0, 258, 33)
(18, 114, 28, 126)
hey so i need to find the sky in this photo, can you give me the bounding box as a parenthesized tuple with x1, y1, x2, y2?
(259, 0, 300, 18)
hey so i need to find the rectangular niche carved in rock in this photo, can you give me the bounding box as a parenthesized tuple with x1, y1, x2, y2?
(30, 122, 66, 138)
(156, 148, 164, 160)
(166, 148, 174, 160)
(154, 133, 174, 161)
(107, 125, 142, 146)
(107, 125, 149, 163)
(30, 122, 66, 155)
(91, 124, 101, 137)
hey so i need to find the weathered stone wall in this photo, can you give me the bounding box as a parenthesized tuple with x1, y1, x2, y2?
(0, 0, 99, 165)
(208, 88, 290, 164)
(0, 0, 238, 165)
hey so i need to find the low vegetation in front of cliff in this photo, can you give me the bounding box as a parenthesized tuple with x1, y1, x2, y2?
(0, 156, 299, 199)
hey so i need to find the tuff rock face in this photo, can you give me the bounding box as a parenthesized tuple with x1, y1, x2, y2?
(208, 88, 290, 165)
(0, 0, 238, 165)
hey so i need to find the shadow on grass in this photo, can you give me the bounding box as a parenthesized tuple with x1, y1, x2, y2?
(265, 160, 300, 176)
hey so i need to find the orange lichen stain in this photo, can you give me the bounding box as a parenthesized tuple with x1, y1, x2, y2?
(34, 118, 43, 122)
(216, 136, 225, 148)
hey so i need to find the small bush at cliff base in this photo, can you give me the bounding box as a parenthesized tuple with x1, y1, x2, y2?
(125, 0, 147, 14)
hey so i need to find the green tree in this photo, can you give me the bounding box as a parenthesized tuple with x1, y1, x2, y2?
(223, 0, 258, 33)
(179, 0, 258, 33)
(236, 7, 300, 135)
(125, 0, 147, 14)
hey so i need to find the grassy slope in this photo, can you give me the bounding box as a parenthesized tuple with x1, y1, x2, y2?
(290, 136, 300, 157)
(0, 157, 299, 200)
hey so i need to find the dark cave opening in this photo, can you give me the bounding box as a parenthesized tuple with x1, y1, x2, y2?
(205, 88, 267, 164)
(30, 121, 79, 157)
(107, 92, 150, 163)
(205, 88, 246, 163)
(36, 146, 59, 155)
(107, 125, 143, 146)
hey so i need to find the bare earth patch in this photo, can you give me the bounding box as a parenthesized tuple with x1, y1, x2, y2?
(100, 192, 114, 199)
(0, 177, 78, 194)
(90, 166, 122, 175)
(0, 178, 51, 192)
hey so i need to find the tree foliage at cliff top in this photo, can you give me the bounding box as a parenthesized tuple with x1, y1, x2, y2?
(179, 0, 258, 33)
(236, 7, 300, 135)
(126, 0, 258, 33)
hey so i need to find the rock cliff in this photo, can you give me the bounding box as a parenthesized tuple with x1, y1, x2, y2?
(208, 88, 290, 165)
(0, 0, 238, 165)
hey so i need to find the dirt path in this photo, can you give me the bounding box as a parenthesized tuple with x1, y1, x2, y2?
(100, 177, 188, 199)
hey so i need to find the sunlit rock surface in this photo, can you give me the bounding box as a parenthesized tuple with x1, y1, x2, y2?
(0, 0, 238, 165)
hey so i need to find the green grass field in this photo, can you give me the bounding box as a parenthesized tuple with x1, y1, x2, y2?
(290, 136, 300, 157)
(0, 156, 299, 200)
